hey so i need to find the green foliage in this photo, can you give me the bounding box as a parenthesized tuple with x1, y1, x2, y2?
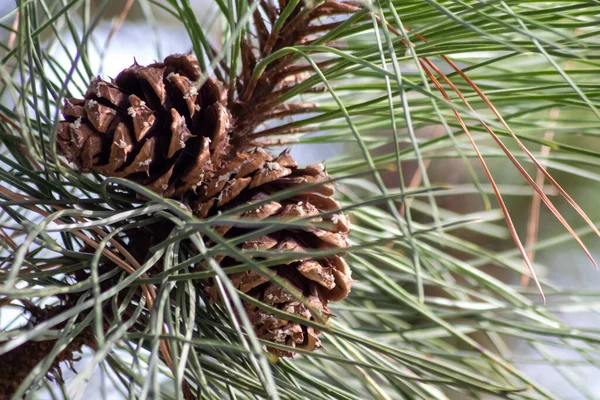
(1, 0, 600, 399)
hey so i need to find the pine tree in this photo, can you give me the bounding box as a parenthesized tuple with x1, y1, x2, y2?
(2, 1, 600, 399)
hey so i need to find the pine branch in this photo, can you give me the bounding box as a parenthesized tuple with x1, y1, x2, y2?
(2, 1, 600, 399)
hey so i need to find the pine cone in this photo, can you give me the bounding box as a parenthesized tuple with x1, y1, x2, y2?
(57, 54, 352, 356)
(0, 304, 96, 398)
(57, 54, 229, 198)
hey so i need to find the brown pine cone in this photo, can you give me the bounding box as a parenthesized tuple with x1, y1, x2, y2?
(57, 54, 352, 356)
(0, 304, 96, 399)
(201, 153, 352, 355)
(58, 54, 228, 198)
